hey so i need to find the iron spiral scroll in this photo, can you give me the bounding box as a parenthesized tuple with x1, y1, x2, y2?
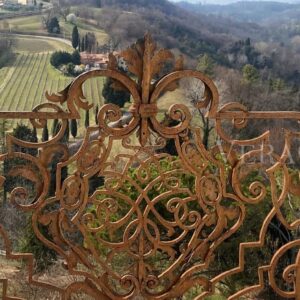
(0, 34, 300, 299)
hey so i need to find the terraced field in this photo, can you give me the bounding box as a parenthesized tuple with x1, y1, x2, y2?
(0, 51, 105, 128)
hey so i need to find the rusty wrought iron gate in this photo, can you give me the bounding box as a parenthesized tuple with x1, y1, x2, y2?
(1, 34, 300, 299)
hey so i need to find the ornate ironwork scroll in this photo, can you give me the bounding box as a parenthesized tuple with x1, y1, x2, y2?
(1, 34, 300, 299)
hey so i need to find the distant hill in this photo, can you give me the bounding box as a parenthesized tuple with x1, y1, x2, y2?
(176, 1, 300, 23)
(91, 0, 266, 64)
(171, 0, 300, 4)
(100, 0, 179, 15)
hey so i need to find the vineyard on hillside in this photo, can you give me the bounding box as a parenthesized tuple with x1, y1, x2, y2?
(0, 52, 105, 129)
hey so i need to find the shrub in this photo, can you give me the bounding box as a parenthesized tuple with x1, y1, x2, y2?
(85, 154, 293, 296)
(47, 17, 60, 34)
(102, 77, 130, 107)
(67, 62, 75, 75)
(72, 50, 81, 65)
(86, 157, 197, 253)
(3, 124, 57, 271)
(19, 217, 57, 272)
(74, 64, 85, 74)
(50, 50, 81, 69)
(50, 51, 73, 68)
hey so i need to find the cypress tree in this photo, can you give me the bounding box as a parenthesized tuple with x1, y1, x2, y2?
(13, 125, 57, 271)
(81, 36, 85, 52)
(72, 25, 80, 49)
(63, 120, 69, 143)
(32, 126, 38, 142)
(70, 119, 77, 139)
(85, 33, 89, 53)
(85, 109, 90, 128)
(95, 104, 99, 125)
(42, 122, 49, 142)
(3, 124, 38, 202)
(52, 119, 58, 136)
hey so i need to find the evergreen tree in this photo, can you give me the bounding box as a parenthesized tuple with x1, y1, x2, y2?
(47, 17, 60, 34)
(32, 126, 38, 143)
(72, 26, 80, 49)
(81, 36, 85, 52)
(3, 124, 38, 203)
(62, 120, 69, 143)
(50, 51, 73, 68)
(245, 37, 251, 46)
(272, 78, 285, 91)
(102, 78, 130, 108)
(85, 109, 90, 128)
(85, 33, 89, 53)
(85, 32, 96, 53)
(42, 122, 49, 142)
(95, 104, 99, 125)
(8, 124, 38, 155)
(245, 38, 253, 60)
(70, 119, 77, 139)
(242, 64, 259, 84)
(19, 220, 57, 271)
(72, 50, 81, 65)
(197, 54, 215, 77)
(51, 119, 58, 136)
(0, 120, 8, 154)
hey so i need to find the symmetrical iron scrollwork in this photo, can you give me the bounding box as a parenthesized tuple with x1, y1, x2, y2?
(1, 34, 300, 299)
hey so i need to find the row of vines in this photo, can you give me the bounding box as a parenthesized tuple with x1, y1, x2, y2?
(0, 53, 105, 128)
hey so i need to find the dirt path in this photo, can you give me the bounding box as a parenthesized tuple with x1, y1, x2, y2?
(0, 33, 72, 47)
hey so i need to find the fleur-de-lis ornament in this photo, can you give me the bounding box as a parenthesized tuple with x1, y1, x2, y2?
(107, 33, 185, 146)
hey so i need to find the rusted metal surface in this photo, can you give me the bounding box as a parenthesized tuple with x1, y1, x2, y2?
(0, 34, 300, 299)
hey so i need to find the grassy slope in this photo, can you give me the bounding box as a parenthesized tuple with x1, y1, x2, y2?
(14, 36, 73, 52)
(60, 18, 108, 44)
(0, 14, 108, 45)
(0, 15, 44, 33)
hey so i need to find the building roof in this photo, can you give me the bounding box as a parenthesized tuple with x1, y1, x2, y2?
(80, 53, 109, 65)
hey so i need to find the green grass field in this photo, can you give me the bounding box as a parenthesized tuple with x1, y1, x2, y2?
(0, 15, 45, 33)
(14, 36, 73, 53)
(0, 15, 108, 45)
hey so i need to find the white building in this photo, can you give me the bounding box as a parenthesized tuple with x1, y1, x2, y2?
(17, 0, 34, 5)
(3, 0, 34, 5)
